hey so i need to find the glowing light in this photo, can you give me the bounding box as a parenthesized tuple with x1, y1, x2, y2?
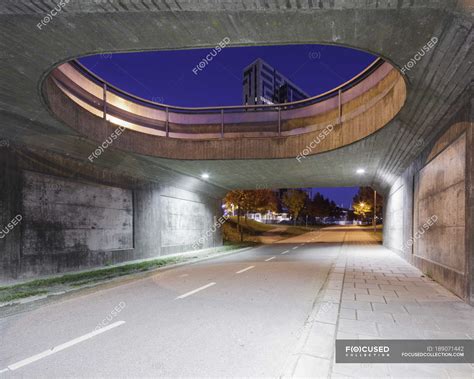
(356, 168, 366, 174)
(201, 173, 210, 179)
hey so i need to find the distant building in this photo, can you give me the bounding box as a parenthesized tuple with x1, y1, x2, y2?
(242, 58, 310, 105)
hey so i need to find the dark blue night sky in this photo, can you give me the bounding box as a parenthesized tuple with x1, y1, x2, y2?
(79, 44, 376, 107)
(79, 44, 374, 206)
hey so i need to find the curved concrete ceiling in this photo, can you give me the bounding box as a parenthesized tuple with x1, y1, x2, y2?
(0, 0, 472, 195)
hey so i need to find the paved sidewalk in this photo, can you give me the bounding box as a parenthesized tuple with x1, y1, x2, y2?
(332, 244, 473, 378)
(282, 227, 473, 378)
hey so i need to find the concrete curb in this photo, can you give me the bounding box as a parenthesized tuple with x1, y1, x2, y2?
(281, 243, 347, 378)
(0, 245, 256, 317)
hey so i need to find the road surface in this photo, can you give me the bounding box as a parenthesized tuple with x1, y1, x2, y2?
(0, 226, 379, 378)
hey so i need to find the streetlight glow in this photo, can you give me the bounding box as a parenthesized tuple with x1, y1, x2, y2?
(356, 168, 366, 174)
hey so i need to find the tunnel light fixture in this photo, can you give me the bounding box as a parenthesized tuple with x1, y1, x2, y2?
(356, 168, 366, 174)
(201, 173, 210, 179)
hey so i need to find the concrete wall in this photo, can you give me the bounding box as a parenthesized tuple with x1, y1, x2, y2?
(413, 135, 466, 290)
(383, 101, 473, 302)
(22, 171, 134, 255)
(0, 148, 223, 282)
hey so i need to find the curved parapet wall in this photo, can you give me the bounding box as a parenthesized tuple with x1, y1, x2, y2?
(44, 57, 406, 160)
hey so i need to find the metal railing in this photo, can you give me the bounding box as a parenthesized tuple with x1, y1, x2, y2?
(53, 57, 385, 139)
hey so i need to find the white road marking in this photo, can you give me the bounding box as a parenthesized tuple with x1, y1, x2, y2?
(236, 266, 255, 274)
(0, 368, 8, 374)
(175, 282, 216, 299)
(281, 250, 289, 255)
(3, 321, 125, 372)
(265, 256, 275, 261)
(179, 274, 189, 278)
(292, 246, 298, 250)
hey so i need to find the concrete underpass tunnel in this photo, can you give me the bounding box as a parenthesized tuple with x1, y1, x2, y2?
(1, 36, 473, 307)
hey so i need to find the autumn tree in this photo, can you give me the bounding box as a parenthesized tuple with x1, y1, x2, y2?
(224, 189, 278, 241)
(352, 201, 372, 222)
(352, 187, 383, 223)
(282, 189, 308, 225)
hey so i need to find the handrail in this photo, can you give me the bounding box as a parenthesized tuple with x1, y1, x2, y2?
(70, 57, 383, 114)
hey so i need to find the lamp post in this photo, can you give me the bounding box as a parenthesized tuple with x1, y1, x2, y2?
(373, 190, 377, 233)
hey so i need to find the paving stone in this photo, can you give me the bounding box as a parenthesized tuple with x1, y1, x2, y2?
(443, 363, 474, 379)
(365, 279, 391, 285)
(379, 284, 408, 291)
(356, 310, 394, 324)
(343, 287, 369, 295)
(376, 323, 425, 339)
(339, 307, 356, 320)
(384, 296, 422, 304)
(338, 318, 379, 336)
(371, 303, 408, 314)
(332, 363, 391, 378)
(355, 294, 386, 303)
(341, 300, 373, 311)
(355, 283, 380, 289)
(301, 322, 336, 359)
(387, 363, 450, 378)
(342, 293, 355, 301)
(368, 289, 397, 296)
(292, 354, 331, 378)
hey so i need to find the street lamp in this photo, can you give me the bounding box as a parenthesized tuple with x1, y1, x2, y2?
(373, 190, 377, 233)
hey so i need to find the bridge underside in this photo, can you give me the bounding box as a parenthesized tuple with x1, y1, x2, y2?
(0, 1, 472, 303)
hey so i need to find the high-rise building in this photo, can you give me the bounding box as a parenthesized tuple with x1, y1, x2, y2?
(242, 58, 310, 105)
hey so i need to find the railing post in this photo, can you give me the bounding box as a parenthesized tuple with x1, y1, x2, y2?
(338, 89, 342, 125)
(103, 83, 107, 119)
(166, 107, 169, 137)
(221, 109, 224, 138)
(278, 107, 281, 136)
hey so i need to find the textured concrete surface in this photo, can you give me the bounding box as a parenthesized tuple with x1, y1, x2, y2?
(0, 1, 472, 191)
(22, 170, 134, 254)
(415, 134, 466, 278)
(0, 149, 222, 281)
(384, 111, 473, 302)
(1, 227, 471, 378)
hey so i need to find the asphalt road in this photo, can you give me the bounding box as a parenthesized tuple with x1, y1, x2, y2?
(0, 227, 377, 378)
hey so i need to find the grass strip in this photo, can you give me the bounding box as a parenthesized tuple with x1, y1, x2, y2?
(0, 244, 249, 303)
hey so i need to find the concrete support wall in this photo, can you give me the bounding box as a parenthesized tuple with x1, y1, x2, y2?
(413, 134, 467, 296)
(383, 102, 473, 302)
(0, 149, 222, 282)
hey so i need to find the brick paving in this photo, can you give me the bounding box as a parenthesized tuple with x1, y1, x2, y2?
(332, 244, 473, 378)
(284, 227, 473, 378)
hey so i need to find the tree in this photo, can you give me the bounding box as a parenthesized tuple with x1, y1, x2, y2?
(282, 189, 308, 225)
(251, 189, 278, 214)
(352, 187, 383, 223)
(224, 189, 278, 241)
(301, 192, 342, 224)
(352, 201, 372, 223)
(224, 190, 248, 241)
